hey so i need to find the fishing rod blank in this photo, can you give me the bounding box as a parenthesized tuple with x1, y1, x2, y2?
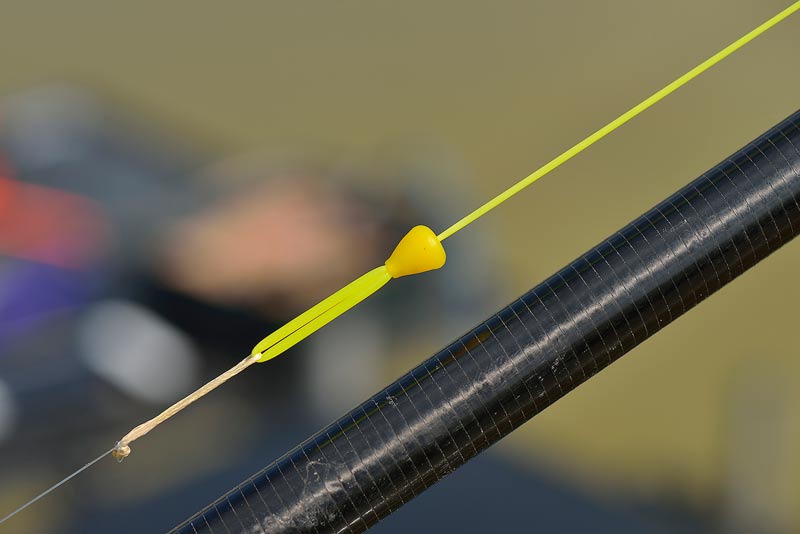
(171, 109, 800, 533)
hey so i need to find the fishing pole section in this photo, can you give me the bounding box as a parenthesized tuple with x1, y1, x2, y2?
(173, 106, 800, 534)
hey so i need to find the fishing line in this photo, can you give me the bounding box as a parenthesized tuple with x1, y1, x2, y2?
(0, 449, 114, 525)
(3, 0, 799, 523)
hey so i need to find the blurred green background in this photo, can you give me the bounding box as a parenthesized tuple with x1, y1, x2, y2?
(1, 0, 799, 532)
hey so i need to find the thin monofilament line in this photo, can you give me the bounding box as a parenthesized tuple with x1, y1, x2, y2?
(0, 448, 114, 525)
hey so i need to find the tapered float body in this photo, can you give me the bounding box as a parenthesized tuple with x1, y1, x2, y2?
(384, 225, 446, 278)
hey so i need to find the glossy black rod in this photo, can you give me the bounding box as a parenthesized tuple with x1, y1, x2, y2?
(173, 110, 800, 533)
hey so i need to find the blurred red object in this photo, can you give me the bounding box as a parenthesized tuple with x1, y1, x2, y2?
(0, 161, 109, 269)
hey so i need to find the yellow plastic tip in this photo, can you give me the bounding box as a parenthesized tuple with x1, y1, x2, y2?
(385, 225, 446, 278)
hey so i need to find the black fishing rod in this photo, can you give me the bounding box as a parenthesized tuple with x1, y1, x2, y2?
(172, 108, 800, 533)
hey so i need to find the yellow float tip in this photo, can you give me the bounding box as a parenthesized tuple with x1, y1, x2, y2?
(385, 225, 446, 278)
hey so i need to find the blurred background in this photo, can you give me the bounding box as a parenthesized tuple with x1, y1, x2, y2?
(1, 1, 799, 532)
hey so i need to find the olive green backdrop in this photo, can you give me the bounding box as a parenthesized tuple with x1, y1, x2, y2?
(2, 0, 799, 527)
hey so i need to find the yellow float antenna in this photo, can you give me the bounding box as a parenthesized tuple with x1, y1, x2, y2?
(109, 0, 800, 461)
(437, 0, 800, 241)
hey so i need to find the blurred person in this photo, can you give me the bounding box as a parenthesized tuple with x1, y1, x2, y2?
(0, 86, 706, 534)
(0, 86, 503, 532)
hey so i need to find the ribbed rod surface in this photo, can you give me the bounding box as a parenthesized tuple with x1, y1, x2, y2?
(173, 109, 800, 534)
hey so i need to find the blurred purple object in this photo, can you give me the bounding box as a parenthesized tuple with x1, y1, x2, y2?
(0, 260, 93, 346)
